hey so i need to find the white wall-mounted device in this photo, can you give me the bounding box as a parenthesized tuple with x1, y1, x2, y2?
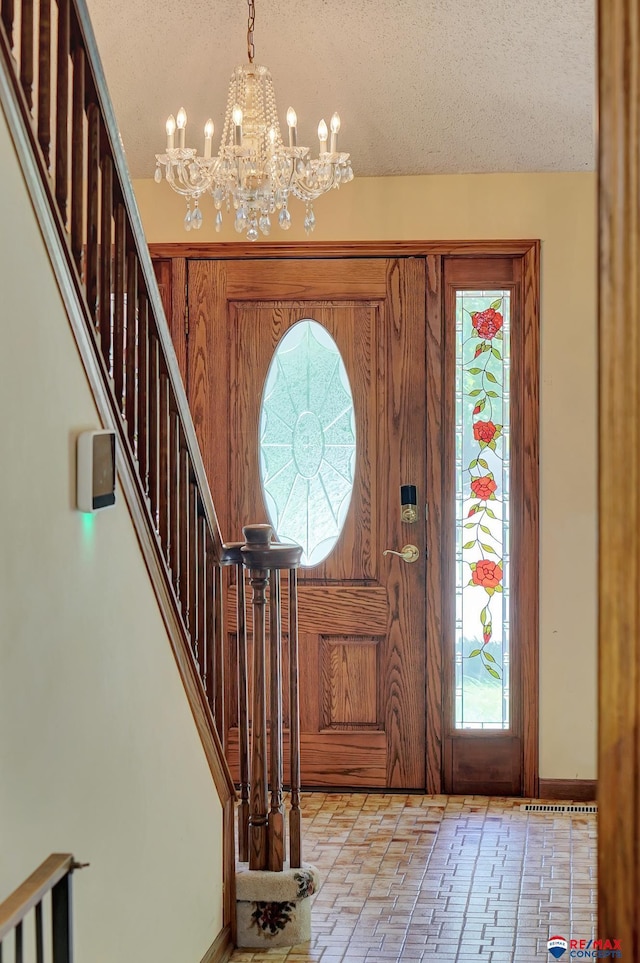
(77, 429, 116, 512)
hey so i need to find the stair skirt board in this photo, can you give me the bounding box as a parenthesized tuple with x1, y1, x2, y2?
(200, 924, 233, 963)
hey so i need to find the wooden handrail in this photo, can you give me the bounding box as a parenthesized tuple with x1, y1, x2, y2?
(0, 854, 75, 941)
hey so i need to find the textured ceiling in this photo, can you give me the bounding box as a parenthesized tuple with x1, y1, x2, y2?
(86, 0, 596, 180)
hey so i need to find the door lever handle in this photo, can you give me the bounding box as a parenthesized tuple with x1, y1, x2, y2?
(383, 544, 420, 563)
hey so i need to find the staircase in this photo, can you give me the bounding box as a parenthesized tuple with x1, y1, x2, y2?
(0, 0, 307, 954)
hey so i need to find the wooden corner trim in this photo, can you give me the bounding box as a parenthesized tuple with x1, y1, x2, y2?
(537, 779, 597, 802)
(520, 241, 540, 799)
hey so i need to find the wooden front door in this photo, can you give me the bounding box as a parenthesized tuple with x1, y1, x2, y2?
(188, 257, 430, 789)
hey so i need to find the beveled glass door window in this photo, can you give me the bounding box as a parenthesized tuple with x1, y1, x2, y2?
(259, 319, 356, 566)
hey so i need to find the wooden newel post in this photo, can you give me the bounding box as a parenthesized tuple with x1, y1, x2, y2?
(241, 524, 302, 873)
(243, 525, 270, 871)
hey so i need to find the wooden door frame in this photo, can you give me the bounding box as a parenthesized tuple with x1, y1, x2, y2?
(597, 0, 640, 950)
(150, 239, 540, 797)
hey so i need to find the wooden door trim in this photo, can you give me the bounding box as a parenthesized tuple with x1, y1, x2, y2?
(598, 0, 640, 951)
(520, 243, 540, 797)
(425, 254, 444, 794)
(149, 239, 539, 260)
(156, 242, 540, 796)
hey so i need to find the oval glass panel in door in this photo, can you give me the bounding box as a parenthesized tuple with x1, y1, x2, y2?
(259, 319, 356, 566)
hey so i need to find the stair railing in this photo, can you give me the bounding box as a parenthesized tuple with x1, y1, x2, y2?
(0, 0, 227, 738)
(0, 0, 306, 883)
(0, 855, 86, 962)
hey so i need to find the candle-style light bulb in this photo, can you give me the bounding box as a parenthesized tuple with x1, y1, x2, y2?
(166, 114, 176, 150)
(330, 112, 341, 152)
(286, 106, 297, 148)
(318, 118, 328, 153)
(204, 118, 214, 158)
(176, 107, 187, 148)
(232, 105, 243, 146)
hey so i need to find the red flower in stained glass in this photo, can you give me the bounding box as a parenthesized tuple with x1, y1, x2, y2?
(470, 476, 497, 500)
(473, 420, 497, 444)
(472, 559, 503, 589)
(472, 308, 503, 340)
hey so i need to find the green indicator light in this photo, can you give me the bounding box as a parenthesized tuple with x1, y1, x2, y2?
(81, 512, 95, 541)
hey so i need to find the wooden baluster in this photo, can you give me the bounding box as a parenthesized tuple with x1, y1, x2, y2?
(196, 511, 207, 676)
(70, 37, 84, 273)
(1, 0, 14, 50)
(221, 542, 249, 861)
(20, 0, 34, 110)
(237, 553, 250, 862)
(268, 568, 284, 871)
(125, 250, 138, 449)
(34, 901, 44, 963)
(179, 443, 190, 620)
(243, 525, 270, 871)
(289, 566, 302, 868)
(168, 407, 180, 584)
(113, 203, 126, 408)
(213, 561, 224, 738)
(85, 102, 99, 323)
(99, 150, 113, 367)
(158, 365, 169, 557)
(55, 0, 70, 223)
(51, 874, 72, 963)
(204, 535, 216, 712)
(136, 284, 149, 490)
(14, 921, 22, 963)
(147, 332, 159, 527)
(189, 480, 199, 662)
(37, 0, 51, 166)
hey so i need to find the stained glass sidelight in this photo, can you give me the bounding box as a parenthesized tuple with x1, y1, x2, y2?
(455, 291, 511, 729)
(259, 320, 356, 566)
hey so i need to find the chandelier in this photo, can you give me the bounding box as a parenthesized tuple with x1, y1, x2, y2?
(154, 0, 354, 240)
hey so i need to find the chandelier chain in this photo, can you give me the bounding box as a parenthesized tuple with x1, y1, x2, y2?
(247, 0, 255, 63)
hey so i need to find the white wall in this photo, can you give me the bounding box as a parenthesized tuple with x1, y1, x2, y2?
(0, 104, 224, 961)
(135, 171, 598, 782)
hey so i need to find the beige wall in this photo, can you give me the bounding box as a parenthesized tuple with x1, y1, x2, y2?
(136, 171, 598, 782)
(0, 106, 224, 960)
